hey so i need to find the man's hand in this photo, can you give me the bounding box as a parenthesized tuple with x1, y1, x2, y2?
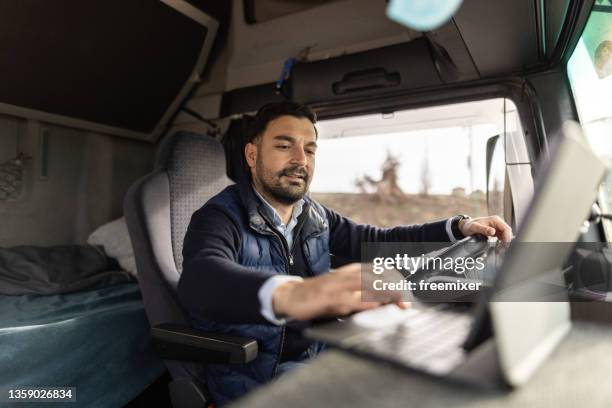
(459, 215, 513, 243)
(272, 263, 407, 321)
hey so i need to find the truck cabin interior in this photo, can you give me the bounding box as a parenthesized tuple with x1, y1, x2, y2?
(1, 0, 611, 407)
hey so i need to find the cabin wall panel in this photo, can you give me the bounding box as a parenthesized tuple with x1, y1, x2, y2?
(0, 119, 154, 247)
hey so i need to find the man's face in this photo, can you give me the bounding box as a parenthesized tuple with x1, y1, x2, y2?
(245, 115, 317, 205)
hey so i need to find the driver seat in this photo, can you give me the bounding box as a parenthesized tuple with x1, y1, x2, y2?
(124, 131, 258, 408)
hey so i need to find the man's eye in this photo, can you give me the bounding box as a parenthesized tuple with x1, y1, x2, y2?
(306, 150, 316, 156)
(276, 145, 290, 150)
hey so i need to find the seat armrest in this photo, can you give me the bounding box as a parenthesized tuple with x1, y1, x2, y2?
(151, 323, 258, 364)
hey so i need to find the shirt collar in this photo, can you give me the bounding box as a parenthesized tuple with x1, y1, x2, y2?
(252, 184, 304, 228)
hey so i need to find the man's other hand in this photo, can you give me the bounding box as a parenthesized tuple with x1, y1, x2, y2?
(459, 215, 513, 243)
(272, 263, 408, 321)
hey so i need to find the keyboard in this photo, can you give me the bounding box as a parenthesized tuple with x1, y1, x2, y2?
(347, 306, 473, 374)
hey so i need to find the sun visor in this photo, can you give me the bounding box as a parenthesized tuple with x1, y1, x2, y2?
(0, 1, 218, 141)
(290, 38, 443, 105)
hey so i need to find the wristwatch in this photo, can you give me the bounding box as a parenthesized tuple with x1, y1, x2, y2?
(451, 214, 470, 239)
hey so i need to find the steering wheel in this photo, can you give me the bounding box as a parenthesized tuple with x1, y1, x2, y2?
(405, 235, 494, 304)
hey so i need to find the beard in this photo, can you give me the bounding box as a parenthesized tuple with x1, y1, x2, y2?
(255, 160, 310, 205)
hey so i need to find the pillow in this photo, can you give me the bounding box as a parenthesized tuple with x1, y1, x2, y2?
(87, 217, 137, 278)
(0, 245, 132, 295)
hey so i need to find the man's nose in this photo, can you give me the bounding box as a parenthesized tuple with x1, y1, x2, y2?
(291, 146, 308, 166)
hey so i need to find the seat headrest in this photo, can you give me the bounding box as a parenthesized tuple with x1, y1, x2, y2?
(156, 131, 225, 175)
(222, 117, 252, 183)
(155, 131, 232, 273)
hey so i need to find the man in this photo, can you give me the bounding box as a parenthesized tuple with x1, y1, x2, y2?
(178, 101, 512, 405)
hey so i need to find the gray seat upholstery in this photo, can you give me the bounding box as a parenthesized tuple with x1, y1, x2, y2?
(124, 131, 233, 406)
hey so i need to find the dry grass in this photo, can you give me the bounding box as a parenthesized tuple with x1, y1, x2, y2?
(310, 192, 497, 227)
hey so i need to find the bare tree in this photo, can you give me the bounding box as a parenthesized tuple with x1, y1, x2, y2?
(355, 150, 404, 200)
(420, 143, 431, 196)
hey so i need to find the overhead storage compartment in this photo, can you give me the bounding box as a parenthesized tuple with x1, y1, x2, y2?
(290, 38, 443, 105)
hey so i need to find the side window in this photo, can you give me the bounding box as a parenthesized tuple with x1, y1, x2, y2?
(567, 3, 612, 240)
(310, 98, 527, 227)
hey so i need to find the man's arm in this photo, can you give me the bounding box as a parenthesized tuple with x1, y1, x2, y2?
(178, 205, 275, 325)
(271, 209, 512, 322)
(178, 205, 394, 325)
(324, 206, 452, 260)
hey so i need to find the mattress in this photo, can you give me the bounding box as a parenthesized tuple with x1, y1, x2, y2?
(0, 281, 165, 407)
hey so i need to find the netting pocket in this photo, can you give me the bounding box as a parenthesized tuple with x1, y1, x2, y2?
(0, 157, 24, 200)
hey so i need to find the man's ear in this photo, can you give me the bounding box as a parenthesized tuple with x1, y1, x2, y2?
(245, 142, 257, 169)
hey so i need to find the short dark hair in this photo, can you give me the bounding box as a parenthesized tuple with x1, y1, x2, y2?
(246, 101, 317, 143)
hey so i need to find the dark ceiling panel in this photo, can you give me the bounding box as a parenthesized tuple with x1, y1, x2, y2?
(0, 0, 211, 137)
(453, 0, 540, 77)
(244, 0, 340, 24)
